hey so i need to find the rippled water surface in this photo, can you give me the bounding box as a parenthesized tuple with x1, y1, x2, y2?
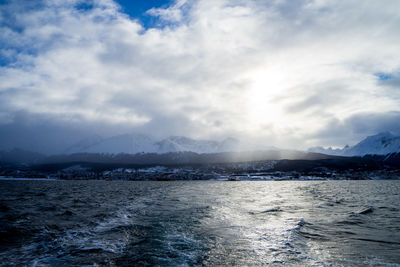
(1, 180, 400, 266)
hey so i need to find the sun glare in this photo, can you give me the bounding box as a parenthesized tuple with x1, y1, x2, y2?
(246, 68, 288, 129)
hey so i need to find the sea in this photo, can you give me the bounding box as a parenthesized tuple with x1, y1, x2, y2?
(0, 180, 399, 266)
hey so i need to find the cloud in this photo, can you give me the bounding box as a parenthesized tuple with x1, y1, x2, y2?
(308, 111, 400, 148)
(146, 0, 189, 23)
(1, 0, 400, 151)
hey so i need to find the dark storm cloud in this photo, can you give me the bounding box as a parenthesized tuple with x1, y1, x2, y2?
(0, 112, 90, 154)
(0, 111, 143, 154)
(346, 112, 400, 135)
(309, 111, 400, 147)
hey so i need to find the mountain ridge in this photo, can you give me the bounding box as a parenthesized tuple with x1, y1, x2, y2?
(308, 132, 400, 156)
(65, 134, 241, 155)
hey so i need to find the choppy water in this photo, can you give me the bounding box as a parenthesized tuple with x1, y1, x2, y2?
(0, 180, 399, 266)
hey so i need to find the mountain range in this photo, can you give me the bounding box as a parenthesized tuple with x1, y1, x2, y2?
(2, 131, 400, 158)
(65, 134, 242, 155)
(308, 132, 400, 156)
(69, 132, 400, 157)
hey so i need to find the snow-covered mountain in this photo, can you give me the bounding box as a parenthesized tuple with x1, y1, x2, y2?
(308, 132, 400, 156)
(344, 132, 400, 156)
(66, 134, 240, 155)
(155, 136, 240, 154)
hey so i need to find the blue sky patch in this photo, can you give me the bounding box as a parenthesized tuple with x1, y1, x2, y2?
(375, 72, 393, 81)
(115, 0, 173, 28)
(75, 2, 95, 12)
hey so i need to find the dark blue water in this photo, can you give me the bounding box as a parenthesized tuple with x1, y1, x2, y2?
(0, 180, 399, 266)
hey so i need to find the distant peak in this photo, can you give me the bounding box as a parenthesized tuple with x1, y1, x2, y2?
(366, 131, 394, 140)
(307, 131, 400, 157)
(168, 136, 192, 140)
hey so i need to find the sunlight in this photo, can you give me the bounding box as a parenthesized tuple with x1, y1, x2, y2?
(246, 68, 288, 129)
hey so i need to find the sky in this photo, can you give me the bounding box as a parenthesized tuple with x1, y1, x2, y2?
(1, 0, 400, 154)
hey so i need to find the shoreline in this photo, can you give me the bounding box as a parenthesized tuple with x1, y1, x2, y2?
(0, 176, 397, 182)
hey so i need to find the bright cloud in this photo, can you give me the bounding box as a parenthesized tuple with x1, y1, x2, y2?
(1, 0, 400, 150)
